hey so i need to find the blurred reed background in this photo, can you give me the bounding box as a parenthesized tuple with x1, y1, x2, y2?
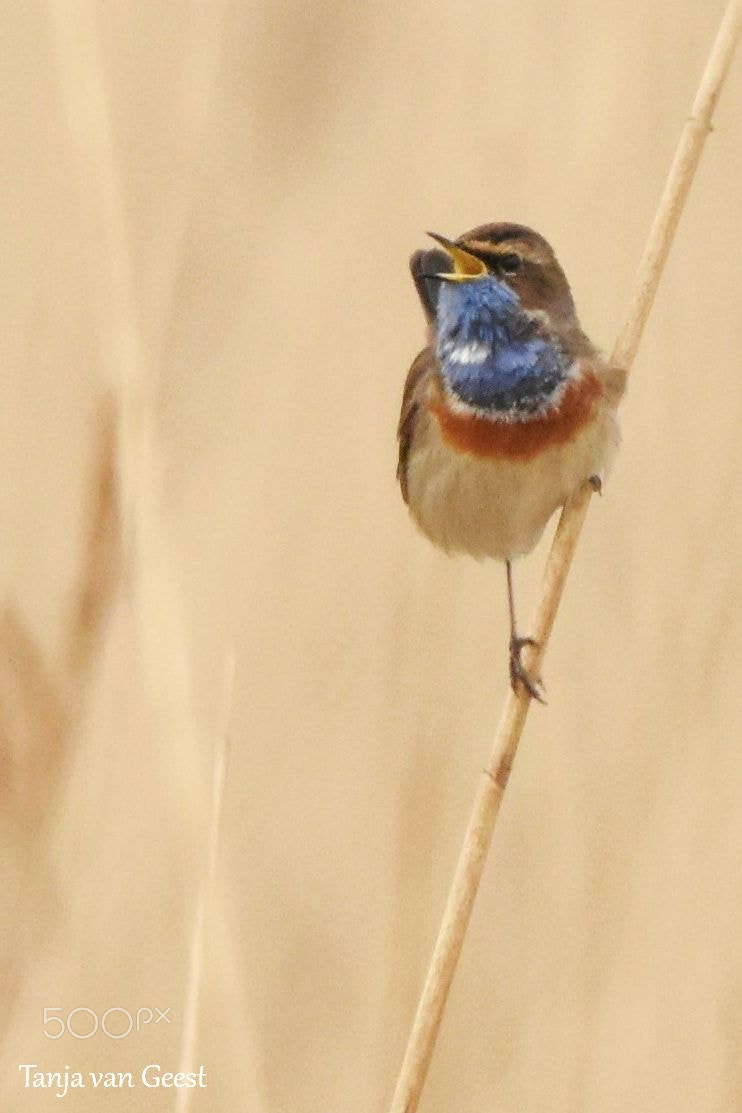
(1, 2, 741, 1110)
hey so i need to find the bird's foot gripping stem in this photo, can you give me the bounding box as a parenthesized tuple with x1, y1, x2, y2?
(509, 636, 546, 703)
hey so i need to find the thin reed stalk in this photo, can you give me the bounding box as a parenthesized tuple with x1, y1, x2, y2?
(51, 0, 205, 817)
(389, 4, 742, 1111)
(50, 0, 240, 1082)
(176, 652, 234, 1113)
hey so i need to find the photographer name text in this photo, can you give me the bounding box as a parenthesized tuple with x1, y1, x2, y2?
(19, 1063, 207, 1098)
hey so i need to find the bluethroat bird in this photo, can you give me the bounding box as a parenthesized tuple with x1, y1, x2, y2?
(397, 224, 625, 700)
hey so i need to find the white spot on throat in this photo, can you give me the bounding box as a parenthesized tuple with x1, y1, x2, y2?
(447, 341, 490, 365)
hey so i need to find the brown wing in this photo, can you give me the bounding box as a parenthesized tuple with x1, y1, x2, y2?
(397, 346, 436, 503)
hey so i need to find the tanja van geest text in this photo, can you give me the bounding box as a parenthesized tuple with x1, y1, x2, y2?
(19, 1063, 207, 1098)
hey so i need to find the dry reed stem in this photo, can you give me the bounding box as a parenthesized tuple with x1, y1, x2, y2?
(176, 651, 234, 1113)
(50, 0, 152, 564)
(51, 0, 240, 1068)
(64, 393, 120, 682)
(51, 0, 209, 822)
(144, 4, 228, 358)
(0, 395, 120, 1040)
(0, 605, 68, 804)
(389, 4, 742, 1111)
(0, 393, 119, 819)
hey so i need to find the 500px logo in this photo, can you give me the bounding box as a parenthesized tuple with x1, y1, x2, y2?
(43, 1007, 172, 1040)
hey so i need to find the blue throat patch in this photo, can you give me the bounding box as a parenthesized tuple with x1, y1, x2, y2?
(435, 277, 569, 415)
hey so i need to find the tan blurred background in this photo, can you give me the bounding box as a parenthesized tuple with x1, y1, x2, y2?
(2, 1, 742, 1110)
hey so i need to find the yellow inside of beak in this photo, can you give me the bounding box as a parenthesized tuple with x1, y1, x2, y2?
(427, 232, 487, 280)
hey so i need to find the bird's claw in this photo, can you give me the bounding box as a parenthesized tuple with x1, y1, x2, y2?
(509, 636, 547, 703)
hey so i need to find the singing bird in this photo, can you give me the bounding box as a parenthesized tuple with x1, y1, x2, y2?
(397, 224, 625, 699)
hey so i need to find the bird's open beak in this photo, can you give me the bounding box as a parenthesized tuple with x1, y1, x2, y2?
(427, 232, 487, 280)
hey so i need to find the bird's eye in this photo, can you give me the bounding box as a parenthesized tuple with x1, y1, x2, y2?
(498, 253, 522, 275)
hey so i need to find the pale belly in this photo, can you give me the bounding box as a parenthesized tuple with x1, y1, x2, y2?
(404, 408, 618, 561)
